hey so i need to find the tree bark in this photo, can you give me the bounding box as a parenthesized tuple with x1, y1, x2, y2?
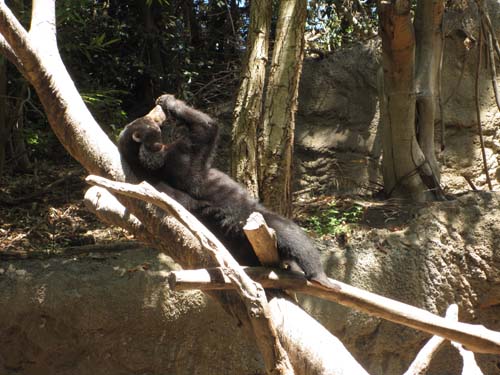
(0, 56, 7, 175)
(259, 0, 307, 216)
(378, 0, 434, 202)
(231, 0, 271, 198)
(414, 0, 444, 191)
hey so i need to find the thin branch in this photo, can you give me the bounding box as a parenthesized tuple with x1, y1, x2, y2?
(168, 267, 500, 355)
(462, 174, 479, 191)
(85, 176, 294, 375)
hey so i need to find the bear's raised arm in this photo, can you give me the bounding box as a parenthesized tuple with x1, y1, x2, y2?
(156, 94, 214, 126)
(156, 94, 219, 172)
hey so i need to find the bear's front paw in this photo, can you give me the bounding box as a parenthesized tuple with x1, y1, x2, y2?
(156, 94, 176, 111)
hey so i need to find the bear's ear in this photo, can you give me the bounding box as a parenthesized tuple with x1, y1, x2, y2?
(132, 131, 142, 143)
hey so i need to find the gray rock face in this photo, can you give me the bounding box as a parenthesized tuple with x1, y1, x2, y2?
(310, 192, 500, 375)
(0, 249, 263, 375)
(295, 42, 381, 195)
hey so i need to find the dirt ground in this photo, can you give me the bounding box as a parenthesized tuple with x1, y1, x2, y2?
(0, 161, 131, 260)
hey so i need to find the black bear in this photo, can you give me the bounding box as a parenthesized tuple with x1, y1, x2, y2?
(118, 94, 338, 289)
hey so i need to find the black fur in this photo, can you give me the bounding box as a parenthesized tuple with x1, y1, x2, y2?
(118, 94, 338, 289)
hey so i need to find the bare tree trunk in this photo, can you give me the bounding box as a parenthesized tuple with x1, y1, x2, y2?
(414, 0, 445, 191)
(378, 0, 435, 202)
(10, 84, 31, 171)
(259, 0, 307, 216)
(0, 56, 7, 175)
(231, 0, 271, 198)
(135, 0, 163, 105)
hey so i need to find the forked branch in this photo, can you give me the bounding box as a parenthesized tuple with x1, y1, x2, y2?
(86, 175, 294, 375)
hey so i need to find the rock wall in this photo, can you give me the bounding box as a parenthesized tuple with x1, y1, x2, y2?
(295, 0, 500, 195)
(312, 192, 500, 374)
(0, 249, 263, 375)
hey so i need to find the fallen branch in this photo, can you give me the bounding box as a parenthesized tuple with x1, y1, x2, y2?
(168, 267, 500, 355)
(85, 175, 294, 375)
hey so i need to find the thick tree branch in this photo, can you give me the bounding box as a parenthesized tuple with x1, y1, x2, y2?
(84, 186, 150, 239)
(267, 294, 369, 375)
(169, 267, 500, 355)
(451, 340, 484, 375)
(85, 175, 294, 375)
(0, 2, 123, 177)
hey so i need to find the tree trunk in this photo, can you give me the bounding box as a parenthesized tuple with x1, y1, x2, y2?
(378, 0, 435, 202)
(135, 0, 163, 105)
(259, 0, 307, 216)
(231, 0, 271, 198)
(10, 85, 31, 172)
(0, 56, 7, 175)
(414, 0, 445, 189)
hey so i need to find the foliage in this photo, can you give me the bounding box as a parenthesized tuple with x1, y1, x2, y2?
(305, 201, 364, 237)
(306, 0, 378, 51)
(81, 90, 128, 135)
(2, 0, 383, 176)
